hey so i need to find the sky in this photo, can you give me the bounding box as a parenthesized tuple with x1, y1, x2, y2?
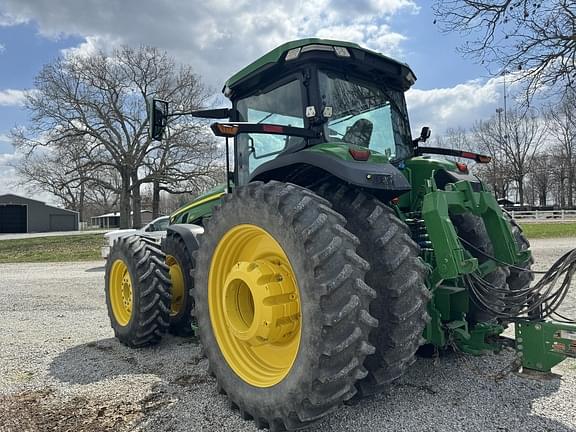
(0, 0, 511, 202)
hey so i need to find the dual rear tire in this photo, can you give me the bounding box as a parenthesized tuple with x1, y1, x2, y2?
(194, 181, 379, 430)
(194, 181, 429, 429)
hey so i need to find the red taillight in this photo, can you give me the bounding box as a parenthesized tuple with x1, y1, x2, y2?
(349, 147, 370, 161)
(456, 162, 469, 173)
(262, 124, 284, 133)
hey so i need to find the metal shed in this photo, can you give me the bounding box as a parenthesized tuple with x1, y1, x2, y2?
(0, 194, 79, 233)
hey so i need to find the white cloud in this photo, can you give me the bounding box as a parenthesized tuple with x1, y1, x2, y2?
(406, 75, 525, 135)
(0, 43, 5, 54)
(60, 35, 107, 58)
(0, 0, 417, 89)
(0, 89, 29, 107)
(315, 23, 406, 55)
(0, 11, 27, 26)
(0, 152, 19, 194)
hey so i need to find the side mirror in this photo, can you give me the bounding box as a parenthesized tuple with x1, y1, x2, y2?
(148, 98, 169, 141)
(420, 126, 431, 142)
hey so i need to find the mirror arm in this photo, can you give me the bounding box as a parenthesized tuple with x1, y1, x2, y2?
(167, 108, 231, 119)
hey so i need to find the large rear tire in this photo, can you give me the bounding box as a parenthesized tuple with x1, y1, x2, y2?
(194, 181, 378, 430)
(314, 182, 430, 397)
(164, 233, 196, 336)
(105, 236, 171, 347)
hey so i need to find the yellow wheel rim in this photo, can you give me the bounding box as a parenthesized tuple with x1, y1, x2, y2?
(167, 255, 185, 316)
(109, 259, 133, 326)
(209, 224, 301, 388)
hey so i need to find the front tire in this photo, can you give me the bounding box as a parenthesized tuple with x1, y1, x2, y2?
(503, 211, 534, 302)
(451, 213, 510, 323)
(105, 236, 171, 347)
(194, 181, 378, 430)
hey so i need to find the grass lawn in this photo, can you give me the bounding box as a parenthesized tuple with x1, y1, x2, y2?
(519, 222, 576, 239)
(0, 234, 103, 263)
(0, 221, 573, 264)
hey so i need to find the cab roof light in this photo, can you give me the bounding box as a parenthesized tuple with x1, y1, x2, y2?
(301, 44, 334, 53)
(334, 46, 351, 57)
(285, 47, 302, 61)
(285, 45, 350, 61)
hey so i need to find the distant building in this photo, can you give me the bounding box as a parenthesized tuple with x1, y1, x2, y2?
(91, 210, 154, 229)
(0, 194, 79, 233)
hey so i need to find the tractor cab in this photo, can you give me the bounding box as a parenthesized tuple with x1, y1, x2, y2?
(223, 39, 416, 184)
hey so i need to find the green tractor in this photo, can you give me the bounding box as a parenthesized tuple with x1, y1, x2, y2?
(104, 39, 576, 430)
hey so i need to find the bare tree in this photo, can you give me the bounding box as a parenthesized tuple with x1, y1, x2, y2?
(433, 0, 576, 99)
(471, 119, 512, 199)
(503, 109, 546, 203)
(528, 152, 554, 206)
(435, 126, 470, 151)
(546, 90, 576, 206)
(12, 46, 216, 228)
(143, 125, 224, 218)
(14, 137, 121, 222)
(472, 108, 545, 203)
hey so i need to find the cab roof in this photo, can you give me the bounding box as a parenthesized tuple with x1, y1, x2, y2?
(223, 38, 417, 97)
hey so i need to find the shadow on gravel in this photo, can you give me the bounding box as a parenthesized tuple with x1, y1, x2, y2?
(49, 335, 204, 386)
(85, 266, 105, 272)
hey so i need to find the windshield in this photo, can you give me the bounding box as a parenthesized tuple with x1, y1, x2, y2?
(155, 218, 169, 231)
(319, 70, 412, 161)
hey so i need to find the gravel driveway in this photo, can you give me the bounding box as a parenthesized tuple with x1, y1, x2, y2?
(1, 238, 575, 431)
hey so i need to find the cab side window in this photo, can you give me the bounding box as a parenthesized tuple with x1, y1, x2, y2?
(236, 79, 305, 182)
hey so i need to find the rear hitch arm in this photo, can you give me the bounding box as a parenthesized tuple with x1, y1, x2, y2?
(516, 321, 576, 373)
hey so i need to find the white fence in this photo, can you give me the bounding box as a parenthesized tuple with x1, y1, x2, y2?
(508, 210, 576, 221)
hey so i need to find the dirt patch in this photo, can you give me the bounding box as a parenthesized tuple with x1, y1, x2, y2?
(172, 373, 212, 387)
(0, 387, 172, 432)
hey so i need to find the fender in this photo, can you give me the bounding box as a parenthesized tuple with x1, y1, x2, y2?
(250, 150, 411, 195)
(165, 224, 204, 262)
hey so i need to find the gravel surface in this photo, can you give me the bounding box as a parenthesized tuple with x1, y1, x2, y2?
(1, 238, 575, 431)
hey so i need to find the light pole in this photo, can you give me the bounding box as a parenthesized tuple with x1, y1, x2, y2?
(502, 69, 508, 139)
(496, 107, 504, 199)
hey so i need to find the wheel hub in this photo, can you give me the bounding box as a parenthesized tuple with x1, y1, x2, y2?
(208, 224, 303, 387)
(223, 260, 299, 346)
(121, 275, 132, 309)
